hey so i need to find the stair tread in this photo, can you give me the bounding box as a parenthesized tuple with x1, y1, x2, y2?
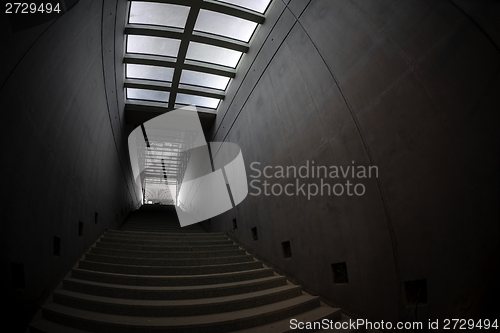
(54, 284, 300, 306)
(84, 252, 253, 265)
(102, 235, 228, 241)
(72, 267, 273, 286)
(43, 294, 321, 327)
(79, 258, 262, 271)
(64, 275, 286, 292)
(233, 306, 345, 332)
(104, 230, 227, 238)
(99, 238, 233, 245)
(89, 247, 246, 258)
(116, 229, 209, 234)
(94, 242, 240, 250)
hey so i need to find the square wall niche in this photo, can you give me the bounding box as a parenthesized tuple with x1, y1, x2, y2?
(281, 241, 292, 258)
(331, 262, 348, 284)
(251, 227, 258, 241)
(404, 279, 427, 305)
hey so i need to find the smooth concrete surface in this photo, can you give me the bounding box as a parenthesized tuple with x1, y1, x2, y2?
(206, 0, 500, 324)
(0, 1, 140, 331)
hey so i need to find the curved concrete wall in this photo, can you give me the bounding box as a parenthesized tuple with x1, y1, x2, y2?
(0, 0, 140, 330)
(208, 0, 499, 323)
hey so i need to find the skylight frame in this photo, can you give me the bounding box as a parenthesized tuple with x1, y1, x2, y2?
(214, 0, 272, 14)
(123, 0, 272, 111)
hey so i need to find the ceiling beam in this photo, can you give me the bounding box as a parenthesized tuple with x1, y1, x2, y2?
(202, 0, 265, 23)
(125, 78, 171, 91)
(125, 78, 225, 99)
(124, 54, 236, 78)
(125, 24, 249, 52)
(168, 1, 202, 110)
(191, 31, 248, 52)
(125, 100, 216, 130)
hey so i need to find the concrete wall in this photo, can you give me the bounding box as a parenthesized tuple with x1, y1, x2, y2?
(0, 0, 140, 330)
(207, 0, 500, 323)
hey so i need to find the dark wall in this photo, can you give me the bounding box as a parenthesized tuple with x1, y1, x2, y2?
(0, 0, 140, 331)
(207, 0, 500, 323)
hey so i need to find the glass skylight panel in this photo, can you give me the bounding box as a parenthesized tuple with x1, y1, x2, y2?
(126, 64, 174, 82)
(129, 2, 189, 28)
(127, 35, 181, 58)
(186, 42, 242, 68)
(124, 0, 271, 112)
(176, 94, 220, 109)
(215, 0, 271, 14)
(195, 9, 257, 42)
(127, 88, 170, 103)
(180, 70, 230, 90)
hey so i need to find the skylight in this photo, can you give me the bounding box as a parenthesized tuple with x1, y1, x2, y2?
(126, 64, 174, 82)
(180, 70, 230, 90)
(128, 2, 190, 28)
(127, 88, 170, 102)
(195, 9, 257, 42)
(126, 35, 181, 58)
(186, 42, 242, 68)
(123, 0, 271, 111)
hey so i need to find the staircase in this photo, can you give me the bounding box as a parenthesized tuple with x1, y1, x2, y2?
(29, 205, 358, 332)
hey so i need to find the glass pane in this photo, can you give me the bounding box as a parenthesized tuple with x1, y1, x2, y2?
(180, 70, 230, 90)
(126, 64, 174, 82)
(129, 2, 190, 28)
(127, 88, 170, 102)
(176, 93, 220, 109)
(195, 9, 257, 42)
(215, 0, 271, 14)
(127, 35, 181, 58)
(186, 42, 242, 68)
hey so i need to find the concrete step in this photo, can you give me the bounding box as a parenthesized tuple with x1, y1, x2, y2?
(120, 226, 205, 231)
(42, 294, 322, 332)
(121, 222, 202, 227)
(70, 267, 276, 286)
(78, 259, 263, 275)
(94, 241, 240, 252)
(121, 227, 205, 233)
(83, 253, 254, 266)
(102, 232, 228, 242)
(63, 275, 288, 300)
(98, 237, 234, 246)
(52, 285, 302, 316)
(89, 246, 247, 259)
(233, 305, 345, 332)
(29, 313, 357, 333)
(107, 230, 224, 237)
